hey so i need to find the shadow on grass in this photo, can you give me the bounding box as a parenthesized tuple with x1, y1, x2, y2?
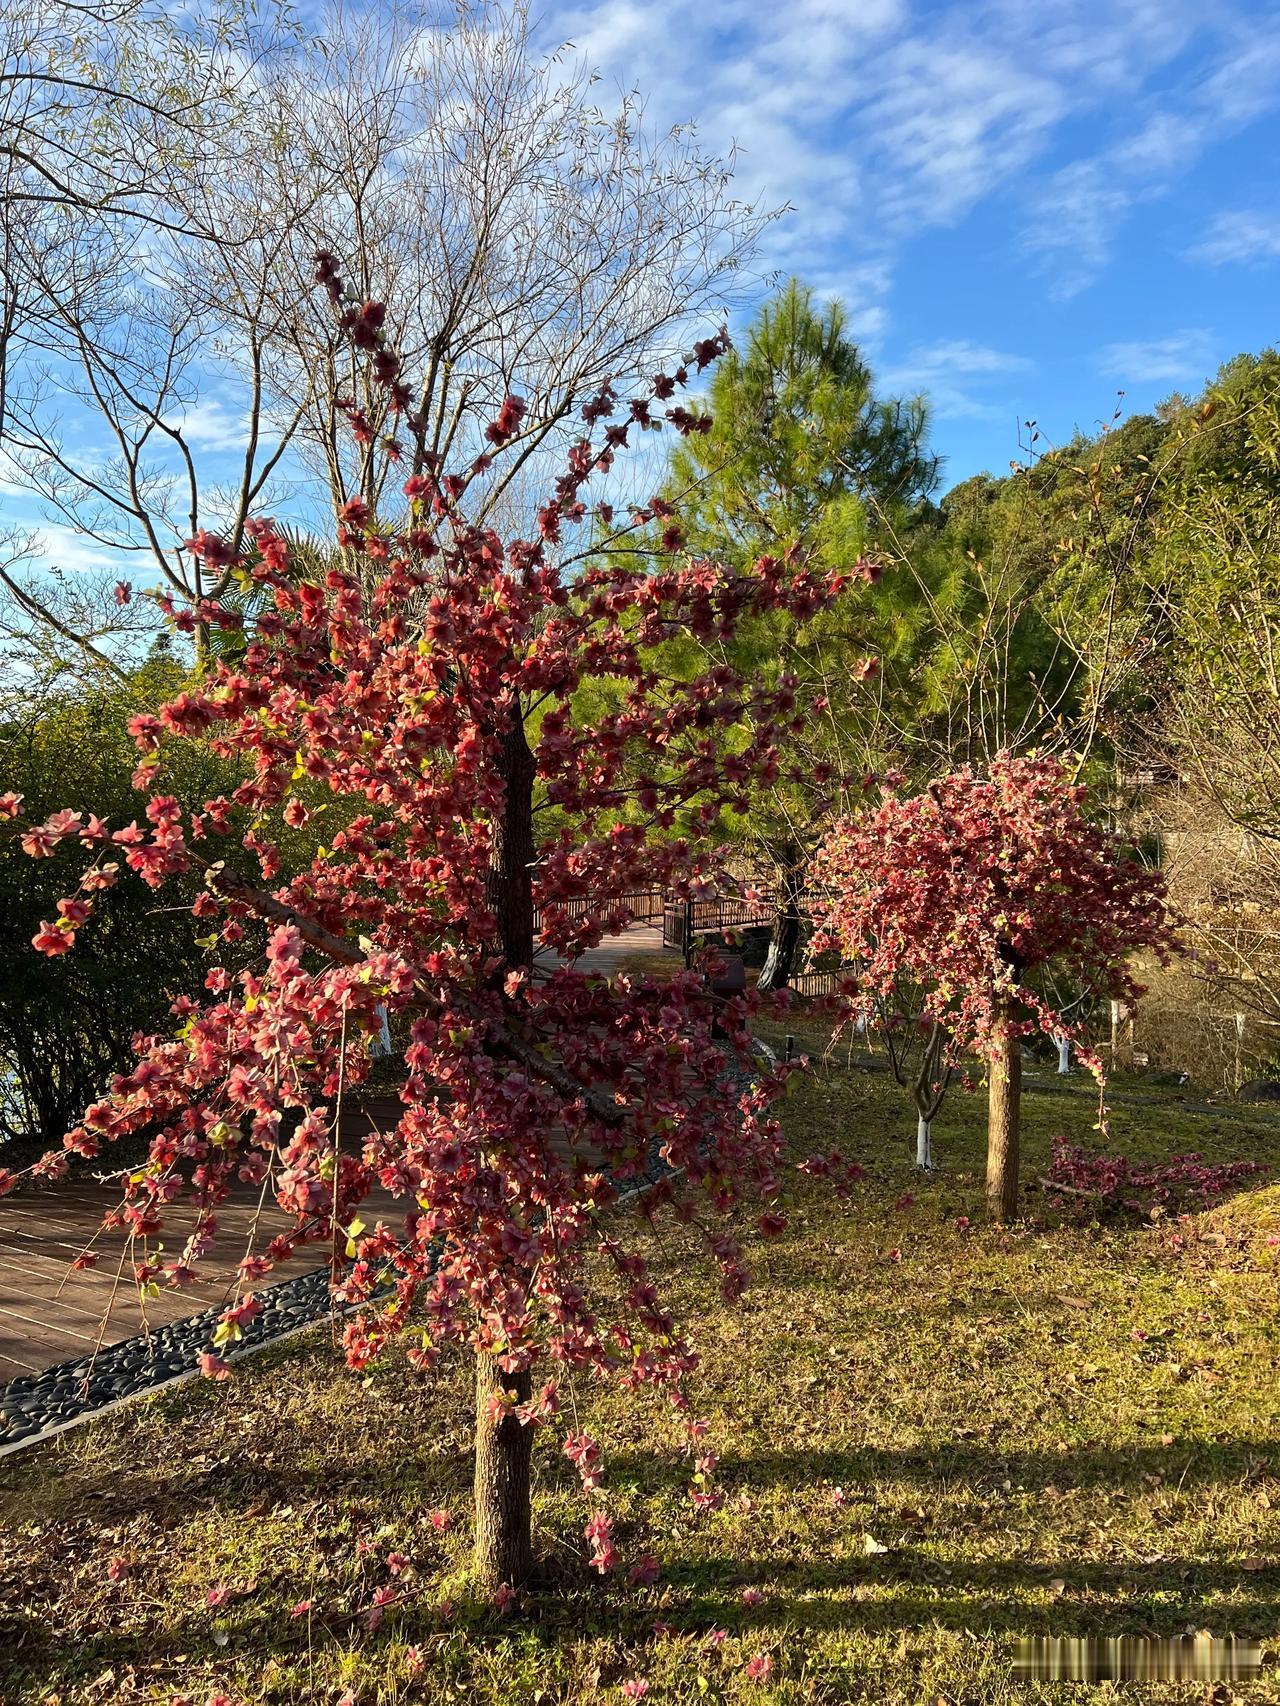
(97, 1426, 1276, 1532)
(662, 1555, 1280, 1640)
(5, 1434, 1277, 1695)
(6, 1554, 1277, 1695)
(685, 1439, 1278, 1492)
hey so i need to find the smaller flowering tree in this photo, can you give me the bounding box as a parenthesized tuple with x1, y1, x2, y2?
(809, 755, 1182, 1218)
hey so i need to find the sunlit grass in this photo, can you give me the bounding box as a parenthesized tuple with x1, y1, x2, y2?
(2, 1058, 1278, 1703)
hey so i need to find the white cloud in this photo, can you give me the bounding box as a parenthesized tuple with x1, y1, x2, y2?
(546, 0, 1262, 336)
(997, 0, 1195, 89)
(1198, 26, 1280, 129)
(1098, 329, 1215, 385)
(1023, 162, 1132, 300)
(1189, 209, 1280, 267)
(809, 258, 896, 344)
(1023, 15, 1280, 296)
(166, 396, 251, 454)
(886, 341, 1032, 379)
(879, 340, 1033, 419)
(25, 523, 136, 578)
(851, 40, 1065, 231)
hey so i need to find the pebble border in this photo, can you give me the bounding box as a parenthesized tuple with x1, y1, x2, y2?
(0, 1265, 337, 1453)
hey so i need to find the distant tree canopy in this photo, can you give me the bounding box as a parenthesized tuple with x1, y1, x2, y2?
(620, 281, 941, 985)
(573, 298, 1280, 998)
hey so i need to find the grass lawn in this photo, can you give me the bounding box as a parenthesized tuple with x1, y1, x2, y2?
(2, 1047, 1280, 1705)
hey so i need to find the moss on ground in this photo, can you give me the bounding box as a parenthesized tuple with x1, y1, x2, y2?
(1, 1057, 1278, 1704)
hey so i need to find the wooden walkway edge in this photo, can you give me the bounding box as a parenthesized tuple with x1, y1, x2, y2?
(0, 922, 678, 1380)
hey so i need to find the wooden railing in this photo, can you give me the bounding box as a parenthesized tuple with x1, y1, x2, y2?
(531, 882, 862, 998)
(789, 967, 850, 999)
(533, 887, 666, 933)
(661, 891, 776, 964)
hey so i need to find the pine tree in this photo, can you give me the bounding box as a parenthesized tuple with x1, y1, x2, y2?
(657, 279, 938, 989)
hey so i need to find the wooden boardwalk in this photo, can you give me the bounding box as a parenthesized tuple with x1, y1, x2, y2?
(535, 920, 668, 979)
(0, 1098, 405, 1381)
(0, 924, 679, 1382)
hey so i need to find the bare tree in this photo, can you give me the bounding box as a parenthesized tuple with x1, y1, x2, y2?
(0, 0, 248, 225)
(0, 0, 283, 663)
(0, 527, 159, 685)
(1, 0, 775, 674)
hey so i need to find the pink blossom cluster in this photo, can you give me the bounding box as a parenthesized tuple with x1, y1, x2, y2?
(1046, 1138, 1265, 1217)
(809, 755, 1182, 1074)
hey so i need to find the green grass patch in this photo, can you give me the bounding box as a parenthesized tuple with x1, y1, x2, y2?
(1, 1063, 1278, 1703)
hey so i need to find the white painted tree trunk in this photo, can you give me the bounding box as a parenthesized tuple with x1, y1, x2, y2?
(1055, 1036, 1071, 1075)
(916, 1115, 933, 1170)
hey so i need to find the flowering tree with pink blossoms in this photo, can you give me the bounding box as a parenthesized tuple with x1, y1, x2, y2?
(809, 755, 1182, 1220)
(0, 256, 877, 1594)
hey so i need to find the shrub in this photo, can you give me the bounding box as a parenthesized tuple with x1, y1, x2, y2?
(1045, 1137, 1266, 1218)
(0, 663, 252, 1156)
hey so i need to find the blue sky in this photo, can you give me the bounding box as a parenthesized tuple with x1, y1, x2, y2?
(6, 0, 1279, 593)
(541, 0, 1280, 487)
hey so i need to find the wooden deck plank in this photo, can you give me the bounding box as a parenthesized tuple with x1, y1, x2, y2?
(0, 1268, 235, 1329)
(0, 1302, 100, 1345)
(0, 1182, 380, 1378)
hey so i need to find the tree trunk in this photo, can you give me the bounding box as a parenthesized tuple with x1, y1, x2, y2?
(757, 855, 804, 993)
(485, 698, 536, 972)
(1055, 1035, 1071, 1075)
(473, 1354, 534, 1590)
(910, 1020, 947, 1172)
(473, 695, 538, 1586)
(986, 999, 1021, 1221)
(915, 1114, 933, 1170)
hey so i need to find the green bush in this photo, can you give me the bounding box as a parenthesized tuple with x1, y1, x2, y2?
(0, 660, 253, 1160)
